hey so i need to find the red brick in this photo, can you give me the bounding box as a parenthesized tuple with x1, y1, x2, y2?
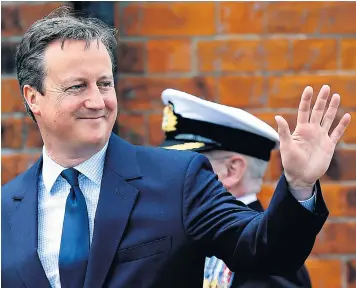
(265, 2, 356, 34)
(147, 39, 191, 73)
(342, 39, 356, 70)
(148, 113, 165, 146)
(2, 2, 67, 37)
(268, 75, 356, 109)
(119, 3, 142, 36)
(291, 39, 337, 71)
(265, 2, 329, 33)
(331, 150, 356, 181)
(334, 76, 356, 108)
(218, 76, 266, 108)
(347, 259, 356, 288)
(313, 222, 356, 254)
(218, 2, 265, 34)
(118, 42, 145, 73)
(318, 2, 356, 33)
(344, 112, 356, 143)
(306, 258, 342, 288)
(1, 78, 26, 113)
(198, 39, 290, 72)
(321, 184, 356, 217)
(1, 118, 23, 149)
(117, 113, 146, 145)
(117, 76, 218, 111)
(2, 153, 41, 184)
(24, 118, 43, 148)
(268, 75, 330, 108)
(120, 2, 216, 36)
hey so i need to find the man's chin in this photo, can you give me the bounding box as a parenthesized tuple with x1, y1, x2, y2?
(83, 132, 109, 147)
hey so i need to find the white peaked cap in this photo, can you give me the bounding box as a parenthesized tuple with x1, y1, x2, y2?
(160, 89, 280, 161)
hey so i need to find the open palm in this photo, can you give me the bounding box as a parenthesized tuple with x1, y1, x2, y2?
(275, 85, 351, 191)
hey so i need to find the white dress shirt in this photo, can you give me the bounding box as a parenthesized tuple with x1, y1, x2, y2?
(37, 143, 108, 288)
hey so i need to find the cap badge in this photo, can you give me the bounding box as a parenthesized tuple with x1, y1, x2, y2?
(162, 103, 178, 132)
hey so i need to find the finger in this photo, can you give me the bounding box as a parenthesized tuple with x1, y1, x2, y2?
(297, 86, 313, 124)
(275, 115, 292, 147)
(321, 93, 340, 132)
(330, 113, 351, 144)
(310, 85, 331, 124)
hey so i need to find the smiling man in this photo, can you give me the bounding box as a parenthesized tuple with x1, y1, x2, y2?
(1, 7, 351, 288)
(26, 39, 117, 165)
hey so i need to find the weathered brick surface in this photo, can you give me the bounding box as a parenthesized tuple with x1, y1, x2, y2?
(117, 41, 145, 73)
(218, 2, 266, 34)
(1, 78, 26, 113)
(119, 2, 216, 36)
(147, 39, 191, 73)
(342, 39, 356, 70)
(219, 76, 267, 108)
(1, 153, 41, 184)
(291, 39, 338, 71)
(198, 39, 290, 72)
(1, 117, 23, 149)
(2, 2, 356, 287)
(306, 258, 343, 288)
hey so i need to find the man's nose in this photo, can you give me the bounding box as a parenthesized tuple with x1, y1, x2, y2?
(84, 87, 106, 110)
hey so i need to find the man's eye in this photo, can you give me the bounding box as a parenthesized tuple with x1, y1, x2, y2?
(67, 84, 86, 91)
(98, 81, 113, 87)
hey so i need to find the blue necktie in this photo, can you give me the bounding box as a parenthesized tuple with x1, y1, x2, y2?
(59, 168, 90, 288)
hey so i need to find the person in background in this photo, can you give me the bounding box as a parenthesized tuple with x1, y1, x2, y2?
(159, 89, 312, 288)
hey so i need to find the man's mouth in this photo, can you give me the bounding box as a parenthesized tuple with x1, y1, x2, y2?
(78, 116, 105, 120)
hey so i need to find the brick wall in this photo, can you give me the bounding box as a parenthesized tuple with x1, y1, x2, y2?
(2, 2, 356, 287)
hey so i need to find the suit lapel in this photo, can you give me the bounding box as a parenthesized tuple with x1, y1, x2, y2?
(85, 135, 142, 288)
(9, 157, 51, 287)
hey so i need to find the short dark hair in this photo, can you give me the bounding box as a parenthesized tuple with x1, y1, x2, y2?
(15, 6, 118, 120)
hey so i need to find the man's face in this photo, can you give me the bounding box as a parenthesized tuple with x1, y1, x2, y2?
(35, 39, 117, 153)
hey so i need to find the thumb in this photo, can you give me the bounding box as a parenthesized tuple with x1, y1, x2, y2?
(275, 115, 292, 147)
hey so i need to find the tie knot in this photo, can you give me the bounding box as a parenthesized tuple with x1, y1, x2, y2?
(61, 168, 79, 187)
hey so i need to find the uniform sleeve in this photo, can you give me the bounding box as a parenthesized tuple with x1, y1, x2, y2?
(182, 154, 328, 275)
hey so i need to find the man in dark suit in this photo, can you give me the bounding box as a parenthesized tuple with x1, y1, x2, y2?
(159, 89, 312, 287)
(2, 7, 351, 288)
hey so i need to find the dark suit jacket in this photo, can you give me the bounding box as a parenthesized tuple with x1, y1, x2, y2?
(2, 134, 328, 288)
(230, 200, 312, 288)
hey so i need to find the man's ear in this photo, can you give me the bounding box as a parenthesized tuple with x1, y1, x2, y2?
(223, 154, 247, 190)
(23, 85, 41, 116)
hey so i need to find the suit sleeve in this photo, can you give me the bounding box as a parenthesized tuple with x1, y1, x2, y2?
(182, 154, 328, 275)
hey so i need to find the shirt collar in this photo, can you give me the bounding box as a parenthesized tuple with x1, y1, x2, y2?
(42, 142, 109, 192)
(237, 193, 257, 205)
